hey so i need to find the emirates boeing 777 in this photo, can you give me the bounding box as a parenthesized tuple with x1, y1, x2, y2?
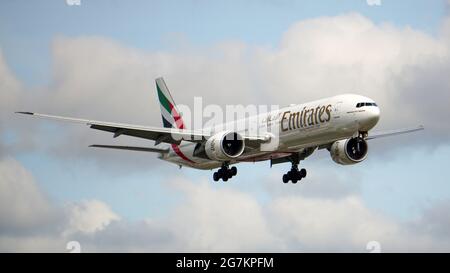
(17, 77, 423, 183)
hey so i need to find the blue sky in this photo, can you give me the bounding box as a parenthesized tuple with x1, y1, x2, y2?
(1, 0, 450, 252)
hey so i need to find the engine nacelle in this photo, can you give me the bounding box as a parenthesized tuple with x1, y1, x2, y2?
(205, 131, 245, 161)
(330, 137, 368, 165)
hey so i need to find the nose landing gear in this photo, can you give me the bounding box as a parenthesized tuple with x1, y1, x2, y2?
(213, 163, 237, 182)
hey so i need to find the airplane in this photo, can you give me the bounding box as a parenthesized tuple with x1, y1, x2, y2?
(16, 77, 424, 183)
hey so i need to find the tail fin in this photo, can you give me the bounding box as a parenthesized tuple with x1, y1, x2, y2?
(155, 77, 185, 129)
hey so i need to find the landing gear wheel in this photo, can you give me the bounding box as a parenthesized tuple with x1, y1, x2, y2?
(282, 174, 289, 183)
(300, 168, 307, 178)
(213, 172, 220, 182)
(230, 166, 237, 176)
(225, 171, 232, 179)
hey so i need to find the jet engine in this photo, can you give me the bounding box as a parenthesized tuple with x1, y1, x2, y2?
(205, 131, 245, 161)
(330, 137, 368, 165)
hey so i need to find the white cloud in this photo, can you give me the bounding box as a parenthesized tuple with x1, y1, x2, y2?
(256, 13, 448, 132)
(0, 158, 120, 252)
(165, 179, 280, 251)
(90, 178, 450, 252)
(0, 158, 55, 233)
(64, 200, 120, 235)
(1, 160, 450, 252)
(0, 51, 22, 157)
(0, 50, 20, 116)
(269, 196, 398, 251)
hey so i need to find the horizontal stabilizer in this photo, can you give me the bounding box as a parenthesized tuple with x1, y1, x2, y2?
(89, 144, 169, 154)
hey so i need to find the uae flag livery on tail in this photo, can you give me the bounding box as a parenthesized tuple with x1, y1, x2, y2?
(155, 77, 195, 164)
(156, 77, 185, 129)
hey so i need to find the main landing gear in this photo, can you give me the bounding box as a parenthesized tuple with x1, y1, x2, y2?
(213, 163, 237, 182)
(282, 162, 307, 184)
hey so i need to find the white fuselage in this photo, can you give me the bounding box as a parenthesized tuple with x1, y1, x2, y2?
(161, 94, 380, 169)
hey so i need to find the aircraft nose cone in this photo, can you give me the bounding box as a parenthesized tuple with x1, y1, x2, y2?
(360, 107, 380, 131)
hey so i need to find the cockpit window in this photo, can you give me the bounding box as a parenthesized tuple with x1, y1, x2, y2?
(356, 102, 377, 108)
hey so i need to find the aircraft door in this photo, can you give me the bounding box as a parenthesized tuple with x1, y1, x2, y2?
(334, 101, 343, 119)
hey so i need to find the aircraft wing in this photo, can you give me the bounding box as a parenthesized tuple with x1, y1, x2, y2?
(315, 125, 424, 151)
(365, 125, 424, 140)
(16, 112, 268, 146)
